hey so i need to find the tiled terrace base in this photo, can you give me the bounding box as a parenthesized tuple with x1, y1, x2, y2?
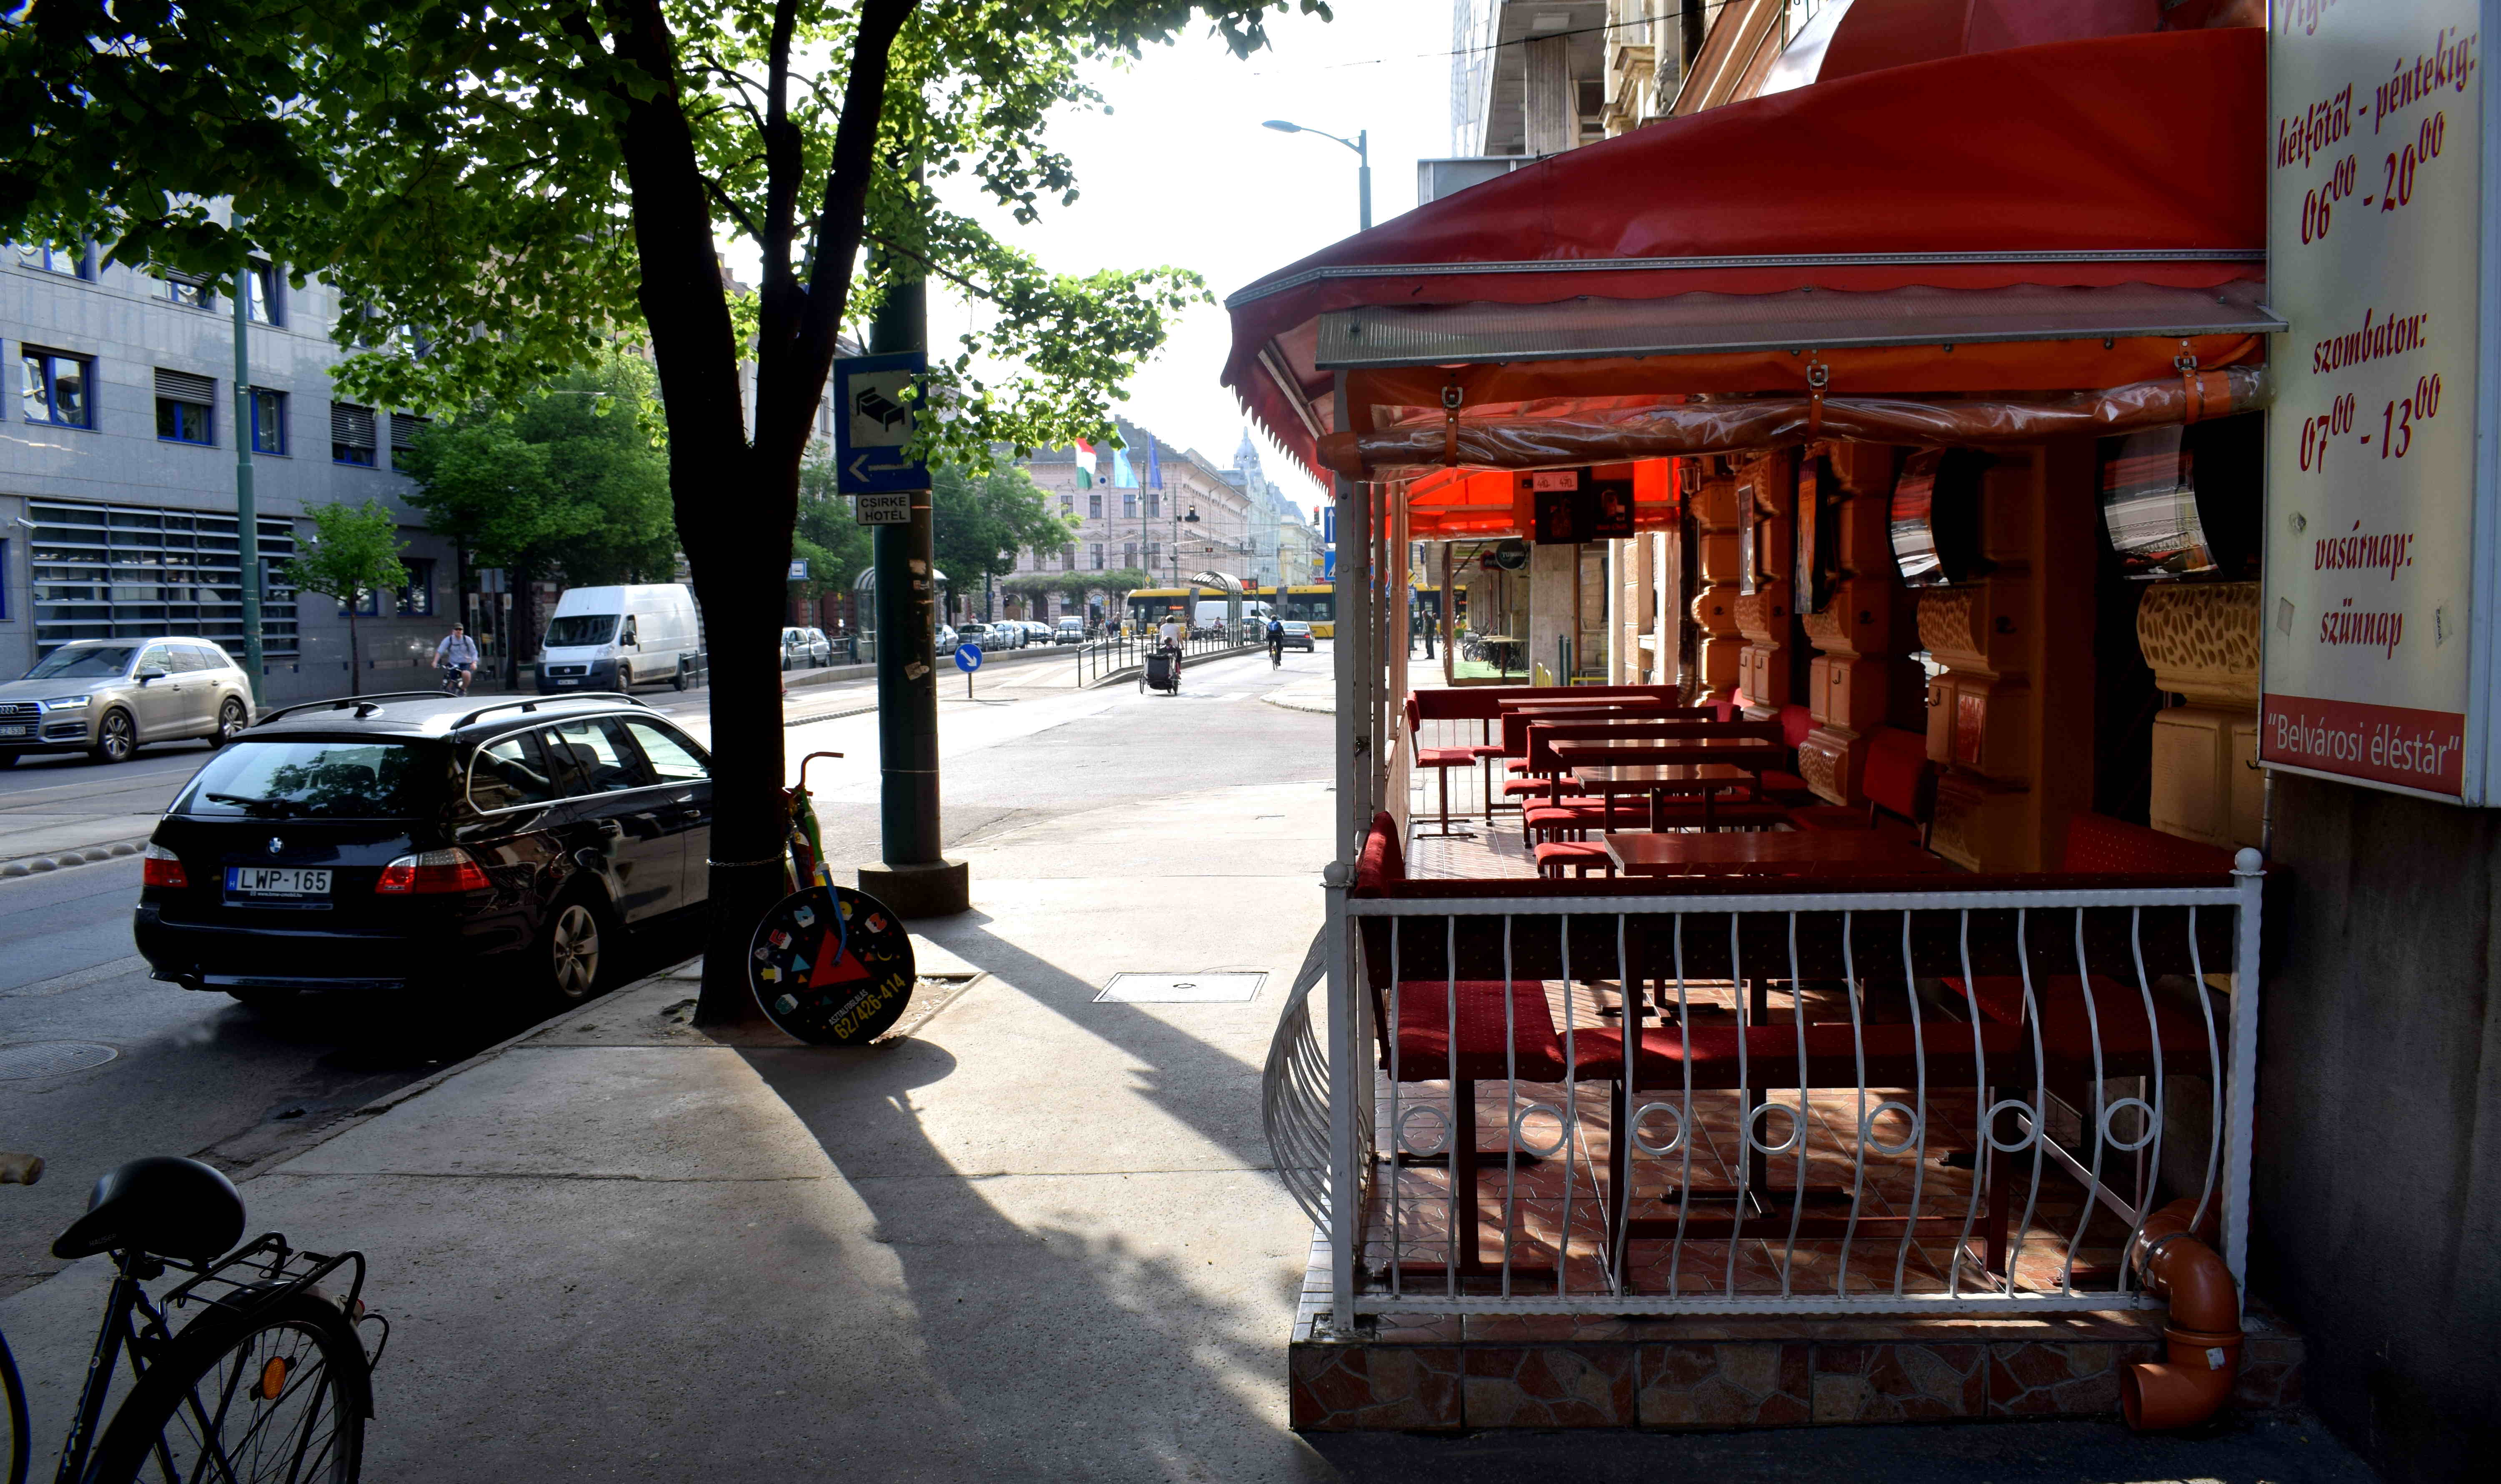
(1289, 1237, 2306, 1431)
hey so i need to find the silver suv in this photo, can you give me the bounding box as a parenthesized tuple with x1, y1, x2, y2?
(0, 638, 256, 766)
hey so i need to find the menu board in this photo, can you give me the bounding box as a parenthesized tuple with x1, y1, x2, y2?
(2262, 1, 2485, 800)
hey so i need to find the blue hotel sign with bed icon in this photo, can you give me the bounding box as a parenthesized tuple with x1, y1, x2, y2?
(833, 351, 930, 497)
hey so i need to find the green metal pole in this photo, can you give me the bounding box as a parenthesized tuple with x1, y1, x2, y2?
(231, 268, 264, 704)
(871, 263, 940, 867)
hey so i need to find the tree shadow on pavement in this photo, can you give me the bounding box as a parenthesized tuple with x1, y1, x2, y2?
(736, 912, 1341, 1483)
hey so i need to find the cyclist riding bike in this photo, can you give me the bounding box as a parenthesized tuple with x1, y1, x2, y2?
(1156, 613, 1186, 675)
(434, 622, 479, 696)
(1266, 615, 1286, 667)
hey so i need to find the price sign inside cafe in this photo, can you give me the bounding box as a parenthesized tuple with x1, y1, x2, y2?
(2263, 0, 2487, 800)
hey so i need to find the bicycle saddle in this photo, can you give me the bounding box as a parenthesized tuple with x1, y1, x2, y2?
(50, 1156, 246, 1265)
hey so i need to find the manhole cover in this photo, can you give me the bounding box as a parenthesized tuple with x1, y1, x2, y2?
(1095, 973, 1265, 1003)
(0, 1041, 118, 1080)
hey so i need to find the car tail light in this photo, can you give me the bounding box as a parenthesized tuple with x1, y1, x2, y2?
(375, 849, 491, 894)
(141, 842, 188, 890)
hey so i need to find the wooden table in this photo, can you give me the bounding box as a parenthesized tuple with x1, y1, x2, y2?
(1603, 830, 1953, 877)
(1549, 736, 1790, 773)
(1501, 702, 1698, 756)
(1573, 763, 1761, 832)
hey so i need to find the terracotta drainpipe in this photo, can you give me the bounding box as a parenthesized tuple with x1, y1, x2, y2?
(2121, 1198, 2243, 1430)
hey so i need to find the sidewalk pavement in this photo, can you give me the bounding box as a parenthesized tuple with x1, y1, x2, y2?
(0, 780, 1339, 1482)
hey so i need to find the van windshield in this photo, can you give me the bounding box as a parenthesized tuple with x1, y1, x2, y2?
(546, 615, 620, 648)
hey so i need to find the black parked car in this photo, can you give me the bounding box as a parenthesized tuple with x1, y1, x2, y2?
(134, 691, 714, 1007)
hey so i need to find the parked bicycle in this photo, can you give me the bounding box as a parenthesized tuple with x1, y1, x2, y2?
(0, 1151, 383, 1484)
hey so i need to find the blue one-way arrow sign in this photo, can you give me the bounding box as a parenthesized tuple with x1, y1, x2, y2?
(833, 351, 930, 496)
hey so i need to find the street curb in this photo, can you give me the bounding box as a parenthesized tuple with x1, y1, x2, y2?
(257, 954, 708, 1171)
(0, 837, 148, 879)
(1261, 688, 1336, 715)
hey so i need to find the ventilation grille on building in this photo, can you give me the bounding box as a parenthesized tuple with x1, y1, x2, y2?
(153, 369, 216, 404)
(389, 412, 428, 451)
(331, 402, 376, 449)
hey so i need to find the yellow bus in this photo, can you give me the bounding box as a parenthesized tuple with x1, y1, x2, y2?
(1125, 584, 1338, 639)
(1248, 585, 1338, 639)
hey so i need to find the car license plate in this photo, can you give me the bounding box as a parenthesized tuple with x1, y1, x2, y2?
(225, 867, 332, 898)
(0, 724, 28, 738)
(554, 677, 580, 686)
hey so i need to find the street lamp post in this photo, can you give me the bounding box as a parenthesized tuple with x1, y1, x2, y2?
(1263, 119, 1370, 231)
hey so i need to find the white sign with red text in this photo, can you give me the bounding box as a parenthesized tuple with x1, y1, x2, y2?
(2263, 0, 2485, 799)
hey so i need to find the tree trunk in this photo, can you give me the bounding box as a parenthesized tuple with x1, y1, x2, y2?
(346, 607, 360, 687)
(688, 464, 798, 1025)
(596, 0, 915, 1024)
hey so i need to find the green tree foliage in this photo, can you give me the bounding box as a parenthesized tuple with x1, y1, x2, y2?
(276, 501, 411, 680)
(934, 461, 1078, 602)
(791, 449, 876, 610)
(398, 353, 677, 586)
(0, 0, 1328, 1020)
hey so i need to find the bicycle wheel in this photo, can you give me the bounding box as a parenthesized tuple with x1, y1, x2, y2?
(82, 1291, 367, 1484)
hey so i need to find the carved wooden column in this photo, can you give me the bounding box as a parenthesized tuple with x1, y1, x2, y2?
(1920, 444, 2100, 872)
(1731, 450, 1794, 715)
(2139, 582, 2263, 847)
(1796, 442, 1902, 804)
(1688, 463, 1744, 704)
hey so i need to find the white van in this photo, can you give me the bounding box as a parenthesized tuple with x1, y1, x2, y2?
(538, 584, 704, 694)
(1195, 598, 1266, 637)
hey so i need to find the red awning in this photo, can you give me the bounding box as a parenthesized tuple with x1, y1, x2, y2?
(1223, 27, 2265, 479)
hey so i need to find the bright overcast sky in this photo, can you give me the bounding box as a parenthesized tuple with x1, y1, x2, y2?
(935, 1, 1449, 513)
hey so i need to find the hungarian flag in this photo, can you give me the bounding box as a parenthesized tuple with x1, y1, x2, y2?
(1073, 438, 1094, 489)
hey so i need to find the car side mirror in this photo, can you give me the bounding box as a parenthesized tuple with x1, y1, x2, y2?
(134, 667, 168, 683)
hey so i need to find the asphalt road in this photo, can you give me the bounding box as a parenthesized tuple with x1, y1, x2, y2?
(0, 644, 1329, 1295)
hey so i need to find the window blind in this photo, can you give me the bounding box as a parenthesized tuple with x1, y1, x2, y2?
(330, 402, 376, 449)
(154, 369, 216, 404)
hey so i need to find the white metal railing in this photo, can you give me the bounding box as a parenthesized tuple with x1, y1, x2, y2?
(1269, 858, 2263, 1325)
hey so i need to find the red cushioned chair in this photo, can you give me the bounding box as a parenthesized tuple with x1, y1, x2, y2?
(1786, 726, 1935, 844)
(1756, 704, 1819, 805)
(1403, 696, 1478, 840)
(1353, 812, 1577, 1277)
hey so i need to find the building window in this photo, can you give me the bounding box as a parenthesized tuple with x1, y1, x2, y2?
(1060, 546, 1075, 572)
(338, 586, 382, 617)
(1060, 494, 1075, 516)
(154, 369, 216, 446)
(1123, 541, 1137, 567)
(1091, 544, 1105, 570)
(331, 402, 377, 466)
(244, 260, 281, 326)
(1122, 492, 1137, 519)
(160, 272, 211, 309)
(388, 411, 429, 463)
(1088, 492, 1102, 518)
(20, 348, 93, 428)
(397, 558, 435, 617)
(249, 388, 286, 454)
(26, 501, 300, 658)
(1146, 492, 1161, 519)
(14, 243, 89, 280)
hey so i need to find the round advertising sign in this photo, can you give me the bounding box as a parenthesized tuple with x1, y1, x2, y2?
(746, 885, 917, 1045)
(955, 642, 983, 672)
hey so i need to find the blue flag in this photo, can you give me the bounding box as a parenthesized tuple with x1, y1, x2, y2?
(1112, 443, 1138, 488)
(1145, 437, 1162, 489)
